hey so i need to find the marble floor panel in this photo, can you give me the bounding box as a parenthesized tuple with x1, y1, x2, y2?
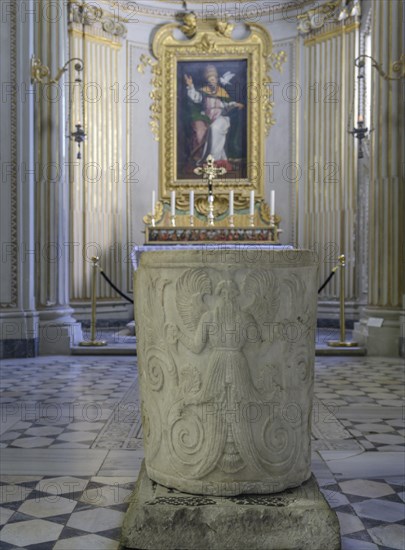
(0, 355, 404, 549)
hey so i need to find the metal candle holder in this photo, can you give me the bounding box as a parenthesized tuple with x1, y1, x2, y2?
(208, 194, 215, 226)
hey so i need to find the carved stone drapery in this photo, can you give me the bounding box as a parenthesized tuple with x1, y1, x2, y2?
(135, 249, 318, 495)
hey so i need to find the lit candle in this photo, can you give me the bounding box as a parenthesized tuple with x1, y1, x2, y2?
(171, 191, 176, 216)
(358, 114, 364, 124)
(270, 190, 275, 216)
(152, 190, 156, 215)
(229, 190, 234, 216)
(249, 190, 255, 216)
(189, 191, 194, 215)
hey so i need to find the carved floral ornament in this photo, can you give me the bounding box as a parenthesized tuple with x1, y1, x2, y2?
(137, 13, 286, 200)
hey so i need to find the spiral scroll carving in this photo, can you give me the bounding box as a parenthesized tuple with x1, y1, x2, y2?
(258, 415, 300, 475)
(167, 404, 207, 477)
(141, 394, 162, 461)
(146, 347, 165, 391)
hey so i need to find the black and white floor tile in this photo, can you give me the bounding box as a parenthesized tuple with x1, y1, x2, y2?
(1, 355, 404, 549)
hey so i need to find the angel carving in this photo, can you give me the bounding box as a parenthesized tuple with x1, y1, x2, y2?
(165, 268, 292, 479)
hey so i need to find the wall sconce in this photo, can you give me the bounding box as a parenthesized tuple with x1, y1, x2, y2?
(71, 122, 86, 160)
(31, 55, 87, 159)
(349, 53, 404, 158)
(348, 115, 368, 159)
(31, 55, 84, 85)
(355, 54, 405, 81)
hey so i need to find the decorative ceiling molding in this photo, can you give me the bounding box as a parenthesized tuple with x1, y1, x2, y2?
(101, 0, 323, 20)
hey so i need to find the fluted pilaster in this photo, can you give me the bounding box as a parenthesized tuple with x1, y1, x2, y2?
(36, 0, 82, 353)
(302, 20, 359, 324)
(69, 22, 125, 306)
(354, 0, 404, 355)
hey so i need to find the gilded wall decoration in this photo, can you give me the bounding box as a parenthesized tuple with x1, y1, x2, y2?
(137, 15, 286, 202)
(69, 0, 127, 37)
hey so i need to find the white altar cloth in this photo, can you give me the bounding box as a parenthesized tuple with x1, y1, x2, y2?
(131, 244, 294, 270)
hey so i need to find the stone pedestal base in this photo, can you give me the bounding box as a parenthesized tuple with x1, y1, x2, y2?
(121, 462, 340, 550)
(353, 307, 402, 357)
(39, 322, 83, 355)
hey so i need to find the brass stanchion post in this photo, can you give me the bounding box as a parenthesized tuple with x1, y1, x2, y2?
(327, 254, 358, 347)
(79, 256, 107, 347)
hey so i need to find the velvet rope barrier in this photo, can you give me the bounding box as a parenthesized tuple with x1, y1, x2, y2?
(98, 267, 134, 304)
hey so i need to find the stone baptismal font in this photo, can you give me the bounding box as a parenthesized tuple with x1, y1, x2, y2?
(122, 249, 340, 549)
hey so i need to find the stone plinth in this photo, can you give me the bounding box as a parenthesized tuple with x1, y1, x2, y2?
(134, 249, 318, 495)
(121, 461, 341, 550)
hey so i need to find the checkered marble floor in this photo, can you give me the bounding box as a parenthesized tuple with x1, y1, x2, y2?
(1, 355, 404, 549)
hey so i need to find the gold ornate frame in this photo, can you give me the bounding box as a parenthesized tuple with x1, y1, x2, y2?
(139, 15, 282, 210)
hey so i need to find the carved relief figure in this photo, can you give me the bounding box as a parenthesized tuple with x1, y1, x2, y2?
(135, 252, 318, 495)
(164, 268, 302, 480)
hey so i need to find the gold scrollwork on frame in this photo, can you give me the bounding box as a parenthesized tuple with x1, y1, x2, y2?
(139, 15, 283, 202)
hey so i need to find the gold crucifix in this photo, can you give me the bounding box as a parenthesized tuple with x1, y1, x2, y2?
(193, 155, 227, 193)
(193, 155, 227, 226)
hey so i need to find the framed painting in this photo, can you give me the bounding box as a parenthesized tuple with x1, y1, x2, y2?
(176, 59, 248, 181)
(145, 15, 276, 211)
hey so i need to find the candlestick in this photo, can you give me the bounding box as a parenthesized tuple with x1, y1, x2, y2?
(208, 194, 214, 226)
(189, 191, 194, 216)
(270, 190, 275, 216)
(150, 191, 156, 227)
(229, 190, 234, 216)
(171, 191, 176, 217)
(249, 190, 255, 217)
